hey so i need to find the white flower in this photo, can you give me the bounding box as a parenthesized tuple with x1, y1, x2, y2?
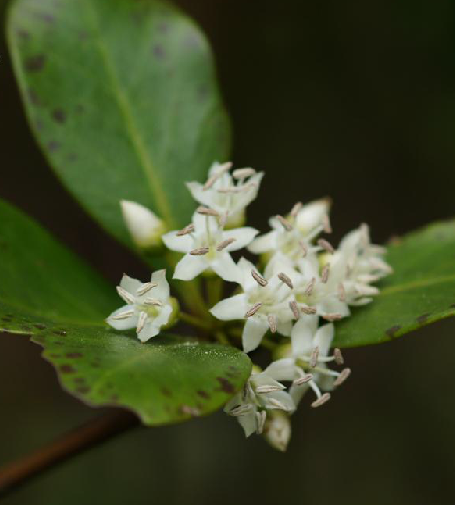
(267, 318, 351, 408)
(210, 256, 298, 352)
(186, 161, 264, 227)
(162, 212, 258, 282)
(120, 200, 166, 248)
(248, 199, 331, 263)
(224, 369, 294, 437)
(330, 224, 392, 306)
(263, 410, 292, 452)
(106, 270, 174, 342)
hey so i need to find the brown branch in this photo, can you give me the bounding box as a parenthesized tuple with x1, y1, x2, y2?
(0, 409, 139, 498)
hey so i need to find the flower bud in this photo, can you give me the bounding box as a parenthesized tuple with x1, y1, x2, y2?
(263, 410, 291, 452)
(294, 198, 331, 234)
(121, 200, 166, 249)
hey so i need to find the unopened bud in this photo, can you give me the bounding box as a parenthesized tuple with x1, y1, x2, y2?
(263, 410, 291, 452)
(121, 200, 166, 249)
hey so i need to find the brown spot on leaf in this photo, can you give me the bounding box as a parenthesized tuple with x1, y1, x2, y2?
(450, 304, 455, 309)
(386, 325, 402, 338)
(180, 405, 200, 417)
(197, 390, 209, 399)
(53, 329, 66, 336)
(28, 89, 41, 106)
(60, 364, 75, 373)
(66, 352, 82, 358)
(161, 387, 172, 397)
(52, 108, 66, 124)
(25, 54, 46, 72)
(417, 313, 431, 325)
(17, 28, 30, 40)
(48, 141, 61, 152)
(76, 386, 90, 394)
(216, 377, 235, 394)
(153, 44, 165, 59)
(74, 377, 85, 384)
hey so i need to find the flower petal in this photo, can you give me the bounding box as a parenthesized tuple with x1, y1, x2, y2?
(137, 318, 161, 342)
(248, 230, 276, 254)
(314, 323, 334, 357)
(151, 269, 170, 300)
(119, 274, 142, 296)
(238, 410, 258, 437)
(291, 316, 318, 356)
(223, 227, 259, 251)
(289, 383, 309, 406)
(242, 318, 268, 353)
(210, 294, 247, 321)
(186, 181, 213, 208)
(162, 230, 193, 253)
(265, 391, 295, 412)
(295, 199, 330, 233)
(173, 254, 208, 281)
(210, 252, 241, 283)
(265, 358, 296, 381)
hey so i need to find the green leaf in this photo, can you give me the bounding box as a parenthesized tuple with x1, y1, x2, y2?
(7, 0, 230, 246)
(334, 220, 455, 348)
(0, 199, 251, 424)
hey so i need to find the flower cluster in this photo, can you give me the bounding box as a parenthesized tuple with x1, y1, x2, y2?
(107, 161, 392, 450)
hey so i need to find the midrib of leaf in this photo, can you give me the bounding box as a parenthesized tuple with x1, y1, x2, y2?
(83, 0, 176, 228)
(380, 274, 455, 296)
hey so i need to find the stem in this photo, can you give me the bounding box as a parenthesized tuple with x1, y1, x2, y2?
(0, 410, 138, 498)
(179, 312, 212, 331)
(215, 330, 230, 345)
(207, 276, 223, 307)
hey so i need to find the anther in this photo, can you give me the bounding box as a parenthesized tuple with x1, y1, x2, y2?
(323, 313, 343, 322)
(229, 404, 252, 416)
(293, 374, 313, 385)
(310, 347, 319, 367)
(311, 392, 331, 408)
(136, 311, 147, 334)
(290, 201, 303, 218)
(190, 247, 209, 256)
(245, 302, 262, 318)
(276, 215, 293, 231)
(176, 223, 195, 236)
(318, 238, 334, 254)
(216, 238, 236, 251)
(334, 368, 351, 387)
(144, 298, 163, 307)
(137, 282, 158, 296)
(251, 269, 268, 287)
(197, 206, 219, 217)
(268, 398, 292, 411)
(304, 277, 316, 296)
(333, 348, 344, 365)
(337, 282, 346, 301)
(203, 162, 232, 190)
(299, 241, 308, 257)
(289, 301, 300, 320)
(278, 272, 294, 289)
(256, 384, 284, 394)
(116, 286, 135, 305)
(301, 305, 317, 315)
(267, 314, 277, 333)
(321, 264, 330, 283)
(256, 410, 267, 434)
(217, 186, 243, 194)
(233, 167, 255, 179)
(111, 309, 135, 320)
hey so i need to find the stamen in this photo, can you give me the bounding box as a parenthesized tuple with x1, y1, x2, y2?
(203, 162, 232, 190)
(337, 282, 346, 301)
(278, 272, 294, 289)
(268, 398, 292, 411)
(137, 282, 158, 296)
(197, 206, 219, 217)
(322, 214, 332, 234)
(136, 311, 147, 334)
(245, 302, 262, 318)
(311, 392, 331, 408)
(321, 264, 330, 283)
(256, 384, 284, 394)
(293, 374, 313, 385)
(301, 305, 317, 315)
(289, 300, 300, 319)
(190, 247, 209, 256)
(216, 238, 236, 251)
(111, 309, 135, 320)
(323, 313, 343, 322)
(229, 404, 252, 416)
(251, 269, 268, 287)
(256, 410, 267, 434)
(334, 368, 351, 386)
(233, 167, 255, 179)
(276, 215, 293, 231)
(333, 348, 344, 365)
(318, 238, 334, 254)
(290, 201, 303, 218)
(116, 286, 135, 304)
(310, 347, 319, 367)
(299, 241, 308, 257)
(304, 277, 316, 296)
(267, 314, 277, 333)
(143, 298, 163, 307)
(217, 186, 243, 194)
(176, 223, 194, 236)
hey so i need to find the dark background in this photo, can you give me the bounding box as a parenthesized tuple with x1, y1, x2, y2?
(1, 0, 455, 504)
